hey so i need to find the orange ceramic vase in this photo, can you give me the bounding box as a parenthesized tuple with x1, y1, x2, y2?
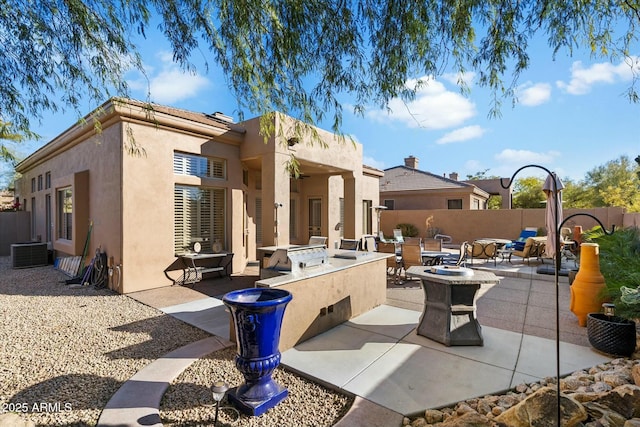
(570, 243, 606, 326)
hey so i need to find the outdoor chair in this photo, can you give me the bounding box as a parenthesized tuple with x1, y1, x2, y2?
(442, 241, 468, 267)
(509, 228, 538, 251)
(339, 238, 360, 250)
(393, 229, 404, 243)
(509, 237, 546, 264)
(403, 236, 421, 246)
(466, 240, 497, 266)
(434, 233, 453, 246)
(422, 238, 442, 251)
(400, 243, 423, 279)
(361, 235, 377, 252)
(378, 241, 401, 284)
(378, 231, 392, 243)
(308, 236, 327, 246)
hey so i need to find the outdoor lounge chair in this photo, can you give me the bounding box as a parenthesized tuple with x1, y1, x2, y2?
(509, 237, 546, 264)
(393, 229, 404, 243)
(510, 228, 538, 251)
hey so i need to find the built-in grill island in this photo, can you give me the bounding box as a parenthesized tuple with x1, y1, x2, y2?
(260, 244, 329, 279)
(251, 244, 391, 351)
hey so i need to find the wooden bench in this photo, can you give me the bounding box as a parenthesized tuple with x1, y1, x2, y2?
(164, 253, 234, 286)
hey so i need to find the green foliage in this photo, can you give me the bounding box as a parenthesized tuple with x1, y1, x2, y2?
(2, 0, 639, 144)
(583, 226, 640, 320)
(396, 223, 419, 238)
(511, 176, 545, 208)
(487, 195, 502, 210)
(582, 155, 640, 212)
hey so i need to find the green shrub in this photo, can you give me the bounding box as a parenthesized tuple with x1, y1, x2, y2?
(396, 223, 419, 237)
(583, 226, 640, 319)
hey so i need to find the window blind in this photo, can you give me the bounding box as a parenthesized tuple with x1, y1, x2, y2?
(174, 185, 225, 254)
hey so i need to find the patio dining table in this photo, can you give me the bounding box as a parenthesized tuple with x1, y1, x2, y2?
(476, 238, 512, 248)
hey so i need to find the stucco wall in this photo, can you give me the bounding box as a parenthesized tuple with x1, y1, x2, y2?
(15, 124, 123, 267)
(380, 207, 625, 244)
(120, 121, 244, 293)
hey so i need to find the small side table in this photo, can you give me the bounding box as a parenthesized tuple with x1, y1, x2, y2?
(406, 266, 500, 346)
(497, 248, 515, 263)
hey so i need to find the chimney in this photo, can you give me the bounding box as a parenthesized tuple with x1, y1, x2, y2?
(449, 172, 458, 181)
(404, 155, 419, 169)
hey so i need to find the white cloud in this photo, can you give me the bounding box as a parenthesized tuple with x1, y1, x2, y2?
(516, 82, 552, 106)
(436, 125, 485, 144)
(556, 57, 640, 95)
(149, 69, 209, 104)
(495, 149, 561, 165)
(366, 76, 476, 130)
(127, 51, 210, 104)
(363, 156, 386, 170)
(441, 71, 476, 87)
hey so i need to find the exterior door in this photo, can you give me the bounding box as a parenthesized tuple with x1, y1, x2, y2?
(308, 198, 322, 239)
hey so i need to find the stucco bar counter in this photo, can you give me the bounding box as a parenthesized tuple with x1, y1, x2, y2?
(406, 266, 500, 346)
(252, 249, 391, 352)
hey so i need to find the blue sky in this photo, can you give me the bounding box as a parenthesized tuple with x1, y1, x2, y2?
(4, 24, 639, 187)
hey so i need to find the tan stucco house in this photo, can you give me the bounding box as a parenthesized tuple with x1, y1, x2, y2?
(14, 98, 383, 293)
(380, 156, 490, 210)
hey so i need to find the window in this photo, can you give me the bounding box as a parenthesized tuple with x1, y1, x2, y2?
(362, 200, 372, 234)
(31, 197, 36, 239)
(31, 178, 35, 192)
(383, 199, 394, 210)
(45, 194, 52, 242)
(57, 187, 73, 240)
(447, 199, 463, 210)
(37, 175, 43, 191)
(174, 185, 225, 254)
(255, 198, 262, 243)
(45, 172, 51, 189)
(173, 152, 226, 179)
(473, 199, 480, 210)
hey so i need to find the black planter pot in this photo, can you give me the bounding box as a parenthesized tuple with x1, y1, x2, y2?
(587, 313, 637, 357)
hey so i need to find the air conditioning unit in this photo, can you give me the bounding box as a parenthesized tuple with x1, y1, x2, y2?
(11, 242, 48, 269)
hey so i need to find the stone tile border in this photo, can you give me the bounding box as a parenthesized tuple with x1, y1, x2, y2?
(97, 336, 232, 427)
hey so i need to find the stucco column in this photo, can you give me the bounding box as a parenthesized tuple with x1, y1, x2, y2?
(261, 151, 291, 246)
(342, 171, 362, 239)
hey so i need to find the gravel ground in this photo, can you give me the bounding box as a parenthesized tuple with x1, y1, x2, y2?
(0, 257, 353, 426)
(160, 347, 353, 427)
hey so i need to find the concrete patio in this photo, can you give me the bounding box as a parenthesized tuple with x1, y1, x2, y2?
(121, 255, 611, 425)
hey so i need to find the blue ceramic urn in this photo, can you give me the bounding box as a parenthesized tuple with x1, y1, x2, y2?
(222, 288, 292, 416)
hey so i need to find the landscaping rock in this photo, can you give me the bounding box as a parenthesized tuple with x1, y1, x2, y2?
(410, 360, 640, 426)
(494, 386, 587, 427)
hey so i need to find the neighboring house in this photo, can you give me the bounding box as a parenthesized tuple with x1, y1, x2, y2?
(14, 98, 382, 293)
(0, 189, 14, 210)
(380, 156, 490, 210)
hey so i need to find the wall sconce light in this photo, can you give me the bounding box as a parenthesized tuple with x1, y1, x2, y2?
(211, 381, 229, 426)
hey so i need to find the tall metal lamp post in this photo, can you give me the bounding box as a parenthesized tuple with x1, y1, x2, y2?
(501, 164, 614, 426)
(371, 205, 387, 236)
